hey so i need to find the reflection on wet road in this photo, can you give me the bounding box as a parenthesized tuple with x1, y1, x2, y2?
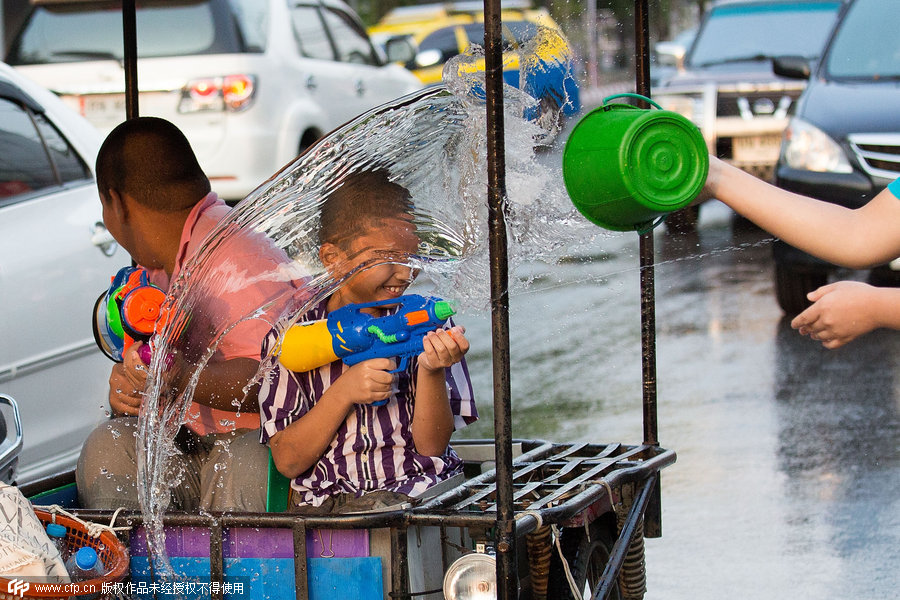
(457, 204, 899, 599)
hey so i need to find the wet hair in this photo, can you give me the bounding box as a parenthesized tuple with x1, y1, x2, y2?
(95, 116, 210, 211)
(318, 168, 413, 249)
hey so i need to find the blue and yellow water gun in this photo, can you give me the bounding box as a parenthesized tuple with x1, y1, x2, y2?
(278, 294, 456, 376)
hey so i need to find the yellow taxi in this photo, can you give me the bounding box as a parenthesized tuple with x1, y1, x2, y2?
(369, 1, 581, 118)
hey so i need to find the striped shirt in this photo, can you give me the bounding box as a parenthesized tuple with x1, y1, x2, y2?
(258, 299, 477, 507)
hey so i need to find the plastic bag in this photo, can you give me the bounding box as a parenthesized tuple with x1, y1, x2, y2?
(0, 483, 69, 581)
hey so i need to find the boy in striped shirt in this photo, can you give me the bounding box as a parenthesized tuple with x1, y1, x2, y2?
(258, 170, 477, 513)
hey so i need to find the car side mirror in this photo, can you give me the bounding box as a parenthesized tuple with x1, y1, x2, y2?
(384, 36, 417, 65)
(0, 395, 24, 485)
(773, 55, 811, 80)
(655, 43, 687, 71)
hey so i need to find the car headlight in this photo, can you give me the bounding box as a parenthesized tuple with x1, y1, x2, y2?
(654, 93, 703, 125)
(781, 117, 852, 173)
(443, 552, 497, 600)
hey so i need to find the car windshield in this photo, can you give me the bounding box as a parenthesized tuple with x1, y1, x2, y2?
(823, 0, 900, 80)
(687, 1, 842, 68)
(5, 0, 259, 65)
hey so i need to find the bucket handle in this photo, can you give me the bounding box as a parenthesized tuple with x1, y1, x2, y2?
(602, 93, 663, 111)
(636, 215, 669, 235)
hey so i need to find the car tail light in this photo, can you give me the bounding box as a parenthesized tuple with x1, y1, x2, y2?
(179, 75, 256, 113)
(222, 75, 254, 110)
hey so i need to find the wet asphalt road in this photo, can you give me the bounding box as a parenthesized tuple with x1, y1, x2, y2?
(456, 201, 899, 599)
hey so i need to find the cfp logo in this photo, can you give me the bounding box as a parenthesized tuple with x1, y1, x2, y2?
(6, 579, 30, 597)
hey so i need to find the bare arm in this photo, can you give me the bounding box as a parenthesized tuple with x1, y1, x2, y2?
(110, 346, 261, 415)
(705, 158, 900, 268)
(412, 327, 468, 456)
(192, 357, 261, 413)
(269, 358, 395, 479)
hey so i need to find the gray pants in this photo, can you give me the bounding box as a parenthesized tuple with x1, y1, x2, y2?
(76, 417, 268, 512)
(288, 489, 412, 515)
(287, 472, 464, 515)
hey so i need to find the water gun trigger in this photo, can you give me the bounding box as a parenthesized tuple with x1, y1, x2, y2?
(389, 355, 412, 374)
(370, 355, 412, 406)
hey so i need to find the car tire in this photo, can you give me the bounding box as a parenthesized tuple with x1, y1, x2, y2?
(548, 520, 622, 600)
(299, 129, 323, 158)
(774, 262, 827, 315)
(866, 265, 900, 288)
(663, 205, 700, 235)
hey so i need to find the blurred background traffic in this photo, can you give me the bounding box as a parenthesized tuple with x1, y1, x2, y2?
(1, 2, 897, 598)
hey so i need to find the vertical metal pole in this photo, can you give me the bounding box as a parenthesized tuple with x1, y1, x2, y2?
(482, 0, 516, 598)
(122, 0, 139, 119)
(209, 523, 224, 600)
(292, 523, 309, 600)
(635, 0, 659, 447)
(586, 0, 598, 89)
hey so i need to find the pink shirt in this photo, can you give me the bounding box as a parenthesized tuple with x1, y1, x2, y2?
(145, 193, 291, 435)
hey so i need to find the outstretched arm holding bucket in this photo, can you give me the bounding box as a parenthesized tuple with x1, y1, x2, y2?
(704, 156, 900, 347)
(706, 157, 900, 267)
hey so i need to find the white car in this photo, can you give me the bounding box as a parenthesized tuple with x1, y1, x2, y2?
(0, 61, 126, 484)
(5, 0, 423, 201)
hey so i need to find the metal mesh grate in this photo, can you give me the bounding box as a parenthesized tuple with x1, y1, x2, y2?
(418, 441, 665, 515)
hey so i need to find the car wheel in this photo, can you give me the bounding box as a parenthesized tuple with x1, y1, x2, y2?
(663, 204, 700, 235)
(548, 520, 622, 600)
(299, 129, 322, 158)
(866, 265, 900, 288)
(774, 262, 827, 315)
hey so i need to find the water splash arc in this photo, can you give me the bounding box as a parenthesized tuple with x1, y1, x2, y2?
(136, 30, 589, 579)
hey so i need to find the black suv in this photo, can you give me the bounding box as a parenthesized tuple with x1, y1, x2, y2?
(654, 0, 844, 230)
(772, 0, 900, 313)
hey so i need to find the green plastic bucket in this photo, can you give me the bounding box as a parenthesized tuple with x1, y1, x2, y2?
(563, 93, 709, 232)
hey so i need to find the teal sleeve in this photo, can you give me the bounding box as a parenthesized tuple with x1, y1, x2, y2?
(888, 177, 900, 199)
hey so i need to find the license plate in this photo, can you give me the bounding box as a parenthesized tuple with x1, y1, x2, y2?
(63, 94, 127, 127)
(733, 134, 782, 163)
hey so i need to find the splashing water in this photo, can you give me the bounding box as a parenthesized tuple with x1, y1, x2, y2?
(136, 26, 594, 578)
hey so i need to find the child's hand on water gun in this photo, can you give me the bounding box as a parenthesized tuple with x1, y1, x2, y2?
(418, 326, 469, 373)
(108, 342, 150, 416)
(331, 358, 398, 407)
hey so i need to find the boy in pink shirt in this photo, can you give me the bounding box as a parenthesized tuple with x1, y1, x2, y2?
(77, 117, 290, 511)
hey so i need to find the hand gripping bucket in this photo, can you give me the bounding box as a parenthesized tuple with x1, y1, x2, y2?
(562, 93, 708, 232)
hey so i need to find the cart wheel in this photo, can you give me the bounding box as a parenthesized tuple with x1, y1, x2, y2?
(774, 262, 827, 315)
(548, 520, 622, 600)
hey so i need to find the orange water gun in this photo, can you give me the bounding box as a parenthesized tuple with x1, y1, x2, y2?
(92, 266, 166, 363)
